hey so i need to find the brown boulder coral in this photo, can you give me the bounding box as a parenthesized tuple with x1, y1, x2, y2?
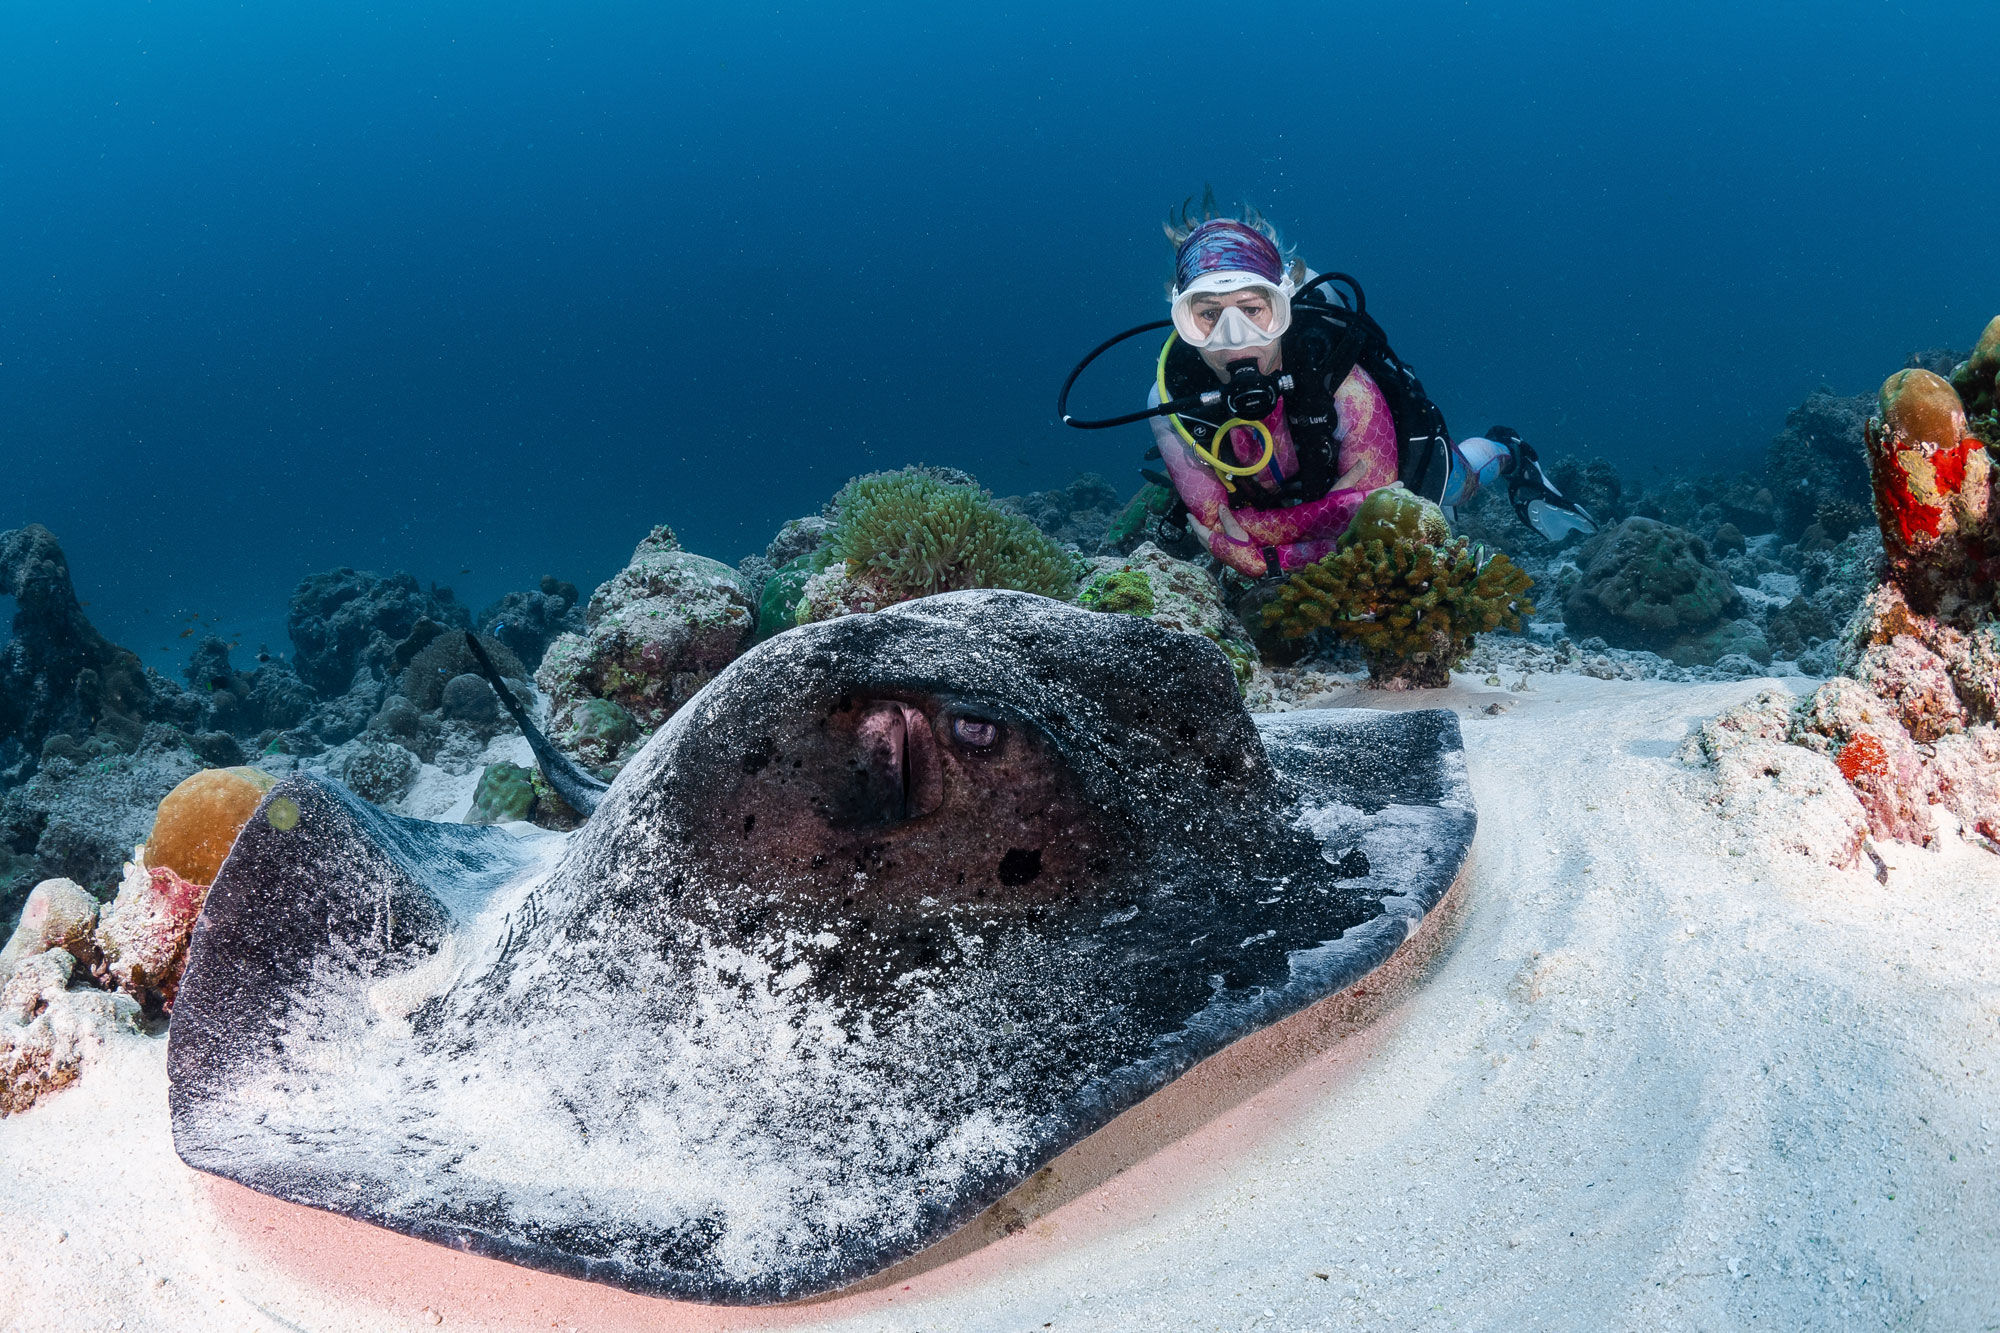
(142, 766, 277, 887)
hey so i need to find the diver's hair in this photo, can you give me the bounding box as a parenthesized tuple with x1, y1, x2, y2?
(1163, 186, 1308, 288)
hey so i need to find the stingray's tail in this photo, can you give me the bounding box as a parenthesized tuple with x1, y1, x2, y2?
(462, 632, 608, 817)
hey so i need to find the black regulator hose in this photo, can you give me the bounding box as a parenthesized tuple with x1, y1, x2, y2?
(1056, 318, 1181, 429)
(1294, 271, 1366, 312)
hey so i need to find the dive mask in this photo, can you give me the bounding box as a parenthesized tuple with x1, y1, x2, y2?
(1170, 270, 1294, 351)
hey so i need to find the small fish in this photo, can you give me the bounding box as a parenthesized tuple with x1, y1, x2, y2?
(459, 567, 472, 575)
(79, 600, 90, 607)
(178, 628, 195, 639)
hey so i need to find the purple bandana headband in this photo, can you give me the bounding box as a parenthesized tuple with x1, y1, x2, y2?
(1174, 219, 1286, 292)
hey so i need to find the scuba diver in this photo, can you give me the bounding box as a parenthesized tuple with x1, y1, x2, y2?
(1059, 204, 1596, 579)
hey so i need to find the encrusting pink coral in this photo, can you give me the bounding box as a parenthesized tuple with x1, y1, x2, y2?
(93, 855, 209, 1012)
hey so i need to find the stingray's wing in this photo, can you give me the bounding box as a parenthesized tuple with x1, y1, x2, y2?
(168, 774, 543, 1188)
(162, 713, 1474, 1306)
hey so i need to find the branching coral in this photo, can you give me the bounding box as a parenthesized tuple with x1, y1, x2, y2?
(823, 468, 1081, 604)
(1261, 486, 1533, 688)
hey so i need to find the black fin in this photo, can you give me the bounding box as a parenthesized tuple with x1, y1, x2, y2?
(462, 632, 608, 817)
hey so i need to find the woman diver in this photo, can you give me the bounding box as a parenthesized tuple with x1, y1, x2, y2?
(1060, 202, 1596, 580)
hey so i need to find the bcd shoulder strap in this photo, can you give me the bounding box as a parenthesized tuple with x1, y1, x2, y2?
(1294, 301, 1454, 504)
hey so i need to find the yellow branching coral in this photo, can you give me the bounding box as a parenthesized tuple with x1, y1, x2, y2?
(825, 468, 1082, 603)
(1262, 486, 1534, 688)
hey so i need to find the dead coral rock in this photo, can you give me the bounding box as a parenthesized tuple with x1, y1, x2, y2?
(1791, 676, 1936, 845)
(143, 766, 276, 887)
(1849, 637, 1968, 743)
(0, 878, 99, 984)
(537, 525, 755, 750)
(93, 857, 207, 1012)
(1714, 741, 1870, 870)
(1679, 688, 1796, 764)
(1838, 582, 2000, 723)
(794, 564, 900, 626)
(0, 946, 141, 1115)
(1681, 691, 1869, 869)
(1929, 726, 2000, 844)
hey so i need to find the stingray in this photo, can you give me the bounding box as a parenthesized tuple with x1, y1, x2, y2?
(168, 590, 1474, 1304)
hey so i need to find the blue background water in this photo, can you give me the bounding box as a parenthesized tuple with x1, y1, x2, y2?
(3, 0, 1996, 670)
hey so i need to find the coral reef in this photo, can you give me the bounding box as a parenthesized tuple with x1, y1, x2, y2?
(1765, 389, 1876, 541)
(536, 524, 755, 760)
(287, 567, 470, 697)
(1001, 473, 1123, 552)
(1262, 486, 1534, 689)
(1562, 518, 1742, 659)
(814, 468, 1081, 612)
(0, 525, 166, 784)
(477, 576, 585, 671)
(398, 631, 526, 713)
(1546, 457, 1630, 526)
(143, 767, 276, 886)
(0, 738, 202, 909)
(182, 637, 316, 743)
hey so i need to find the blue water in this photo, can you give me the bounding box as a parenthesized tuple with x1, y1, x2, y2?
(4, 0, 1997, 670)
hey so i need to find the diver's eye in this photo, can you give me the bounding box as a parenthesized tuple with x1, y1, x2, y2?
(950, 717, 999, 750)
(1196, 310, 1219, 328)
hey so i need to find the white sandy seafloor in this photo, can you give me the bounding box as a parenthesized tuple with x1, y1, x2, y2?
(3, 674, 1997, 1332)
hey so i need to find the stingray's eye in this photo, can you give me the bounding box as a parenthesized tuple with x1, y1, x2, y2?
(950, 716, 999, 750)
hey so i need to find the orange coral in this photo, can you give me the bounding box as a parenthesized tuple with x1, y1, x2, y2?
(1835, 733, 1889, 785)
(144, 766, 276, 886)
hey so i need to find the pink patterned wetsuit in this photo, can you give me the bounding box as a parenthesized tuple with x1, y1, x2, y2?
(1148, 364, 1402, 578)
